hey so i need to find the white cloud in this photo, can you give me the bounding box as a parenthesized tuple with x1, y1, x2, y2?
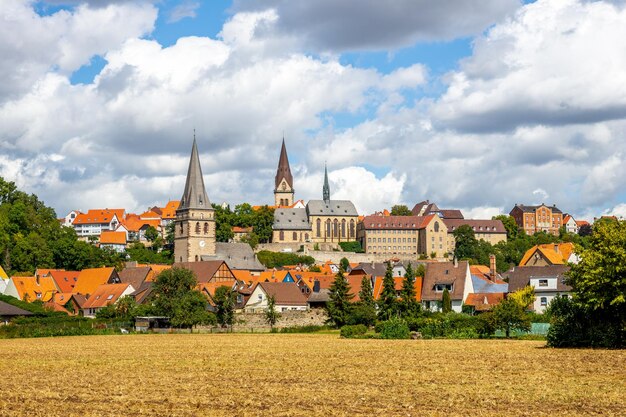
(168, 1, 200, 23)
(432, 0, 626, 132)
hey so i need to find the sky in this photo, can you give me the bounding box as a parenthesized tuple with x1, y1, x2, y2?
(1, 0, 626, 221)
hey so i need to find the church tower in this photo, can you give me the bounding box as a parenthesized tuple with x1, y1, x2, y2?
(323, 162, 330, 204)
(174, 137, 216, 263)
(274, 138, 294, 207)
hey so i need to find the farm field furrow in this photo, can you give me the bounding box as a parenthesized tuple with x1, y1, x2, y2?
(0, 334, 624, 416)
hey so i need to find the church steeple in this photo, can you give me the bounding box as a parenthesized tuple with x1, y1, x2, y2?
(274, 137, 295, 207)
(323, 162, 330, 203)
(179, 137, 211, 210)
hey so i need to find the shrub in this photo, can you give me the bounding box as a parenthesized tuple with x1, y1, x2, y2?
(340, 324, 368, 338)
(338, 241, 364, 253)
(256, 251, 315, 268)
(378, 319, 410, 339)
(279, 325, 329, 333)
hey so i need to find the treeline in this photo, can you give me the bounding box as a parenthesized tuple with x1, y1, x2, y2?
(212, 203, 274, 247)
(0, 177, 123, 275)
(453, 214, 592, 272)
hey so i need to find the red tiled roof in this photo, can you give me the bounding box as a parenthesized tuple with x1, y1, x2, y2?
(74, 267, 117, 297)
(232, 226, 253, 233)
(360, 214, 435, 230)
(48, 270, 80, 293)
(83, 284, 133, 309)
(465, 293, 505, 311)
(99, 231, 127, 245)
(73, 209, 124, 225)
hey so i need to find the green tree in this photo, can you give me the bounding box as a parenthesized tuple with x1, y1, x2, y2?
(565, 219, 626, 340)
(400, 263, 419, 318)
(152, 267, 209, 328)
(414, 263, 425, 278)
(214, 286, 236, 328)
(264, 295, 281, 330)
(326, 271, 354, 327)
(165, 222, 176, 246)
(358, 276, 375, 307)
(441, 288, 452, 313)
(308, 265, 321, 272)
(240, 232, 260, 249)
(390, 205, 412, 216)
(144, 226, 159, 243)
(377, 262, 398, 320)
(339, 257, 350, 272)
(453, 224, 478, 260)
(492, 214, 519, 239)
(492, 296, 531, 338)
(349, 276, 376, 326)
(251, 205, 275, 243)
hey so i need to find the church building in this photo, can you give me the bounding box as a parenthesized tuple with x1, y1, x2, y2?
(274, 138, 294, 207)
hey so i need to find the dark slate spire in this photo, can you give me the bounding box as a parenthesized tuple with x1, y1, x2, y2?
(179, 137, 211, 210)
(323, 162, 330, 203)
(275, 137, 293, 189)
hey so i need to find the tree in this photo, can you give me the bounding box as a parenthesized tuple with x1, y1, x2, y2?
(441, 288, 452, 313)
(349, 276, 377, 326)
(144, 226, 159, 243)
(214, 286, 236, 328)
(400, 263, 419, 318)
(377, 262, 397, 320)
(492, 214, 519, 239)
(251, 205, 275, 243)
(339, 257, 350, 272)
(264, 295, 281, 330)
(240, 232, 260, 249)
(453, 224, 478, 260)
(508, 285, 535, 310)
(578, 223, 592, 237)
(152, 267, 210, 328)
(358, 276, 375, 307)
(390, 205, 412, 216)
(326, 271, 354, 327)
(492, 296, 531, 338)
(308, 265, 321, 272)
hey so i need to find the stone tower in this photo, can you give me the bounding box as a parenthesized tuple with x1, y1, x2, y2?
(174, 138, 216, 263)
(274, 138, 294, 207)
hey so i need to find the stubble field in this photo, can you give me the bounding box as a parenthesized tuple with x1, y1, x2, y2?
(0, 334, 624, 416)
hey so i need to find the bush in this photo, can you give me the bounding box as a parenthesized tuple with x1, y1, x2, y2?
(256, 251, 315, 268)
(409, 313, 493, 339)
(338, 241, 364, 253)
(347, 302, 377, 327)
(340, 324, 368, 338)
(378, 319, 410, 339)
(279, 325, 329, 333)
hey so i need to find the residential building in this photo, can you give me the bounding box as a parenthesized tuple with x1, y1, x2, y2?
(202, 242, 266, 274)
(509, 203, 564, 236)
(60, 210, 81, 227)
(0, 277, 7, 295)
(274, 138, 295, 207)
(74, 267, 120, 298)
(464, 257, 508, 312)
(411, 200, 464, 219)
(519, 243, 579, 266)
(0, 265, 7, 280)
(118, 266, 154, 291)
(82, 283, 135, 318)
(563, 214, 578, 234)
(272, 208, 312, 243)
(0, 300, 33, 324)
(421, 260, 472, 313)
(243, 282, 308, 313)
(47, 270, 80, 293)
(443, 219, 507, 254)
(4, 276, 58, 302)
(122, 214, 161, 242)
(72, 209, 125, 238)
(357, 214, 448, 258)
(232, 226, 253, 242)
(46, 293, 86, 315)
(172, 260, 236, 283)
(99, 231, 127, 252)
(507, 265, 571, 313)
(174, 138, 216, 262)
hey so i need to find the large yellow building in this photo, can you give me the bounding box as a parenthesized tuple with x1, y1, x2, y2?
(442, 219, 507, 254)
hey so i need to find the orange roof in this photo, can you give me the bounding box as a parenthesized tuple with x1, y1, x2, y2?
(139, 210, 161, 220)
(73, 209, 125, 225)
(232, 269, 256, 283)
(48, 270, 80, 293)
(383, 209, 390, 216)
(82, 284, 133, 309)
(100, 231, 127, 245)
(519, 243, 575, 266)
(563, 215, 572, 224)
(10, 276, 58, 302)
(252, 205, 277, 211)
(122, 214, 160, 232)
(35, 268, 63, 277)
(465, 293, 505, 311)
(293, 272, 337, 290)
(371, 276, 422, 301)
(259, 270, 292, 283)
(198, 280, 237, 299)
(232, 226, 253, 233)
(74, 267, 116, 297)
(160, 200, 180, 219)
(144, 264, 171, 282)
(576, 220, 590, 226)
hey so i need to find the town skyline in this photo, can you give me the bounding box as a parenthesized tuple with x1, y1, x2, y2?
(2, 0, 626, 221)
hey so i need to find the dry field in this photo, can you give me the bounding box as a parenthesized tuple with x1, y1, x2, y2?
(0, 334, 624, 416)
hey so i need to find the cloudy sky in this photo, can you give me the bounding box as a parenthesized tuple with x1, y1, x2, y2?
(1, 0, 626, 220)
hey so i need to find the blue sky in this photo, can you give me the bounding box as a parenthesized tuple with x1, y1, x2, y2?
(2, 0, 626, 220)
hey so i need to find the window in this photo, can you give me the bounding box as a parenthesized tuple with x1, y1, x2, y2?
(316, 219, 321, 237)
(195, 222, 201, 234)
(293, 232, 297, 241)
(107, 294, 114, 300)
(204, 222, 209, 234)
(326, 219, 331, 237)
(538, 279, 548, 287)
(350, 220, 355, 238)
(540, 297, 547, 306)
(434, 284, 453, 292)
(341, 219, 346, 238)
(279, 230, 285, 241)
(434, 222, 439, 232)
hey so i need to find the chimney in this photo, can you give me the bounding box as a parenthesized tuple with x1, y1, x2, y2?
(489, 254, 496, 282)
(554, 244, 559, 253)
(453, 257, 458, 268)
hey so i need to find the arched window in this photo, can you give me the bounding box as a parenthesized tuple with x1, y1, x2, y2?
(195, 255, 198, 261)
(350, 219, 355, 238)
(341, 219, 346, 238)
(204, 222, 209, 234)
(333, 219, 339, 237)
(326, 219, 331, 237)
(316, 219, 321, 237)
(434, 221, 439, 232)
(279, 230, 285, 241)
(179, 222, 184, 234)
(293, 232, 297, 241)
(195, 222, 200, 234)
(305, 233, 309, 241)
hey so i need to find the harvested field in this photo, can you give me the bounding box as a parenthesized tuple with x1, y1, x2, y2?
(0, 334, 624, 416)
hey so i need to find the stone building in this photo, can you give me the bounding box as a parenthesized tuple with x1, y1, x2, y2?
(174, 138, 216, 263)
(357, 213, 448, 258)
(442, 219, 507, 254)
(509, 203, 564, 236)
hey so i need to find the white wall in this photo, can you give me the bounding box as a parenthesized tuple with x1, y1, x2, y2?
(533, 292, 569, 313)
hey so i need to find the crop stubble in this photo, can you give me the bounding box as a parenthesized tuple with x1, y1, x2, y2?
(0, 334, 624, 416)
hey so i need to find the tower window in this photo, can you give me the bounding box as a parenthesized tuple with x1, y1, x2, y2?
(204, 222, 209, 234)
(195, 222, 201, 234)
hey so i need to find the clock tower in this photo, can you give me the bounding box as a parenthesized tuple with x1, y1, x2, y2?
(174, 137, 216, 263)
(274, 138, 294, 207)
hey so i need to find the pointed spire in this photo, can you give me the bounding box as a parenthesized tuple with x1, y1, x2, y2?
(323, 162, 330, 203)
(179, 137, 211, 210)
(275, 137, 293, 189)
